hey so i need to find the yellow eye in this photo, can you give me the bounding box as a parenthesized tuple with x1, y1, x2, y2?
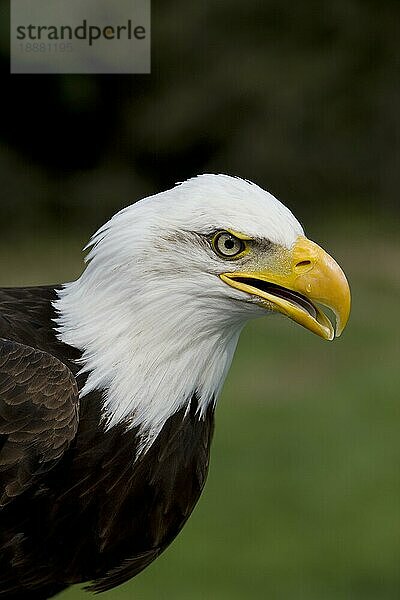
(212, 231, 246, 258)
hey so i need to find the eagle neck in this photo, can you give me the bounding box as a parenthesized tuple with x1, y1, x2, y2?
(54, 275, 244, 455)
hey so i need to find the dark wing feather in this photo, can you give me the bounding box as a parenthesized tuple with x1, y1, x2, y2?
(0, 338, 79, 507)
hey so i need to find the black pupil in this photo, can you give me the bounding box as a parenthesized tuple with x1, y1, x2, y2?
(224, 238, 235, 250)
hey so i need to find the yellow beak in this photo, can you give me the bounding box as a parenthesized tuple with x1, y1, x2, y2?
(220, 236, 351, 340)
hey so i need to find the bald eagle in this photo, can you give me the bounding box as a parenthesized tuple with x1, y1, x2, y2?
(0, 175, 350, 598)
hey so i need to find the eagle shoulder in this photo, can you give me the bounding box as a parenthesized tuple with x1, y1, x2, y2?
(0, 338, 79, 506)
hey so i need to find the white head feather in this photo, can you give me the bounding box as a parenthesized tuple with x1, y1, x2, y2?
(55, 174, 303, 454)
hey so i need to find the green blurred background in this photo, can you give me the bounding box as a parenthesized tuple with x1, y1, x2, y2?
(1, 1, 399, 598)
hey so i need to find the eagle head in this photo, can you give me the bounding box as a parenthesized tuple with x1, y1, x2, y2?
(85, 173, 349, 339)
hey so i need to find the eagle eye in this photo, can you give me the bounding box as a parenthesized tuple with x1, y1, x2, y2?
(212, 231, 247, 259)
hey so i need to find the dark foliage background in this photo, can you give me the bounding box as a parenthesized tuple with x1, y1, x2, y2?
(1, 0, 399, 235)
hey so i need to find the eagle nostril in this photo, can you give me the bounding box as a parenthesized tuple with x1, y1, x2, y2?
(295, 260, 312, 269)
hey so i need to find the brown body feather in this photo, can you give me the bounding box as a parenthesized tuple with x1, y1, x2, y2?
(0, 288, 214, 598)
